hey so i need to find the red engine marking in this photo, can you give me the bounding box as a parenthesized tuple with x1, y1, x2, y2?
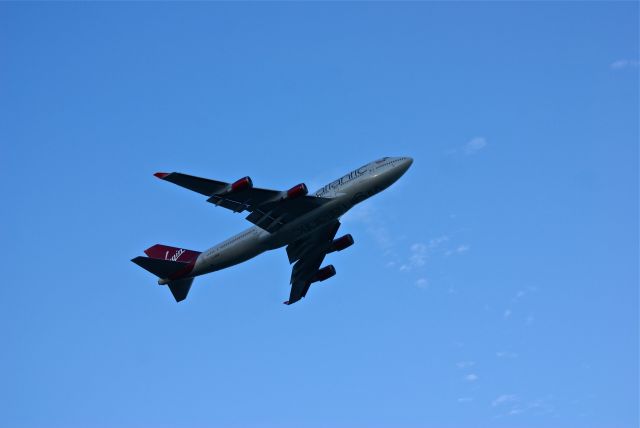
(231, 176, 253, 192)
(287, 183, 308, 199)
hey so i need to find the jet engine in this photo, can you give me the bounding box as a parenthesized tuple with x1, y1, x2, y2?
(230, 176, 253, 192)
(330, 234, 354, 253)
(286, 183, 308, 199)
(312, 265, 336, 283)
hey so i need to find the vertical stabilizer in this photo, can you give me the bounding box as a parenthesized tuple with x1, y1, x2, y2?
(144, 244, 201, 263)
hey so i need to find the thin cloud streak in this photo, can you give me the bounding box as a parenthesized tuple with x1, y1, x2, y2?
(456, 361, 476, 369)
(492, 394, 517, 407)
(342, 203, 395, 250)
(492, 394, 555, 417)
(465, 373, 479, 382)
(464, 137, 487, 155)
(400, 236, 449, 271)
(415, 278, 428, 288)
(445, 244, 470, 256)
(401, 243, 428, 270)
(610, 59, 639, 70)
(445, 136, 488, 156)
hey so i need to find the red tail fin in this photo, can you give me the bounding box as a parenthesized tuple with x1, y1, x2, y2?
(144, 244, 201, 263)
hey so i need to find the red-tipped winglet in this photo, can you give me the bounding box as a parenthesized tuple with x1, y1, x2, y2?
(154, 172, 170, 179)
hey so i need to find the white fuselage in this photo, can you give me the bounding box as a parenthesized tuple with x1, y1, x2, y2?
(189, 157, 413, 278)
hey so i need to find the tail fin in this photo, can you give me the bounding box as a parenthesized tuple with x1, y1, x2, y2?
(144, 244, 201, 263)
(133, 244, 201, 303)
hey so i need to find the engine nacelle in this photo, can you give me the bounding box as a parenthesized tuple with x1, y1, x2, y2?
(286, 183, 308, 199)
(230, 176, 253, 193)
(312, 265, 336, 283)
(330, 234, 354, 253)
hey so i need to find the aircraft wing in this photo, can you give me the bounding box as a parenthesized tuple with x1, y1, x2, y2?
(154, 172, 331, 233)
(284, 221, 340, 305)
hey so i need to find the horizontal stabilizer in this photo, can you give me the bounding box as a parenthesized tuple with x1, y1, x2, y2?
(131, 256, 189, 279)
(167, 277, 194, 302)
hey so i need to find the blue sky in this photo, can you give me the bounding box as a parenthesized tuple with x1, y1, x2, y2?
(1, 3, 637, 428)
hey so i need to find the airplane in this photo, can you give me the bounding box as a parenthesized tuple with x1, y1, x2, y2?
(131, 156, 413, 305)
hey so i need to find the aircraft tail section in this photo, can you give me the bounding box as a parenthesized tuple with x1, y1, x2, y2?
(133, 244, 202, 302)
(131, 256, 197, 302)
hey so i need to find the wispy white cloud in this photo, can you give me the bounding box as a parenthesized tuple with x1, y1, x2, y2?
(415, 278, 429, 288)
(506, 287, 538, 325)
(464, 137, 487, 155)
(525, 398, 555, 415)
(344, 205, 458, 288)
(400, 236, 451, 271)
(445, 137, 488, 156)
(342, 203, 395, 250)
(400, 243, 427, 271)
(445, 244, 470, 256)
(525, 315, 535, 326)
(492, 394, 517, 407)
(465, 373, 479, 382)
(456, 361, 476, 369)
(610, 59, 639, 70)
(410, 243, 428, 266)
(496, 351, 518, 359)
(492, 394, 554, 417)
(367, 222, 394, 250)
(511, 286, 537, 303)
(428, 236, 449, 249)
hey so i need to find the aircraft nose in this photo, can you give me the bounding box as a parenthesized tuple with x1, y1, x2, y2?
(396, 156, 413, 174)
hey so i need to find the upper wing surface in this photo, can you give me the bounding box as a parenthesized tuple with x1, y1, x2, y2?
(156, 172, 228, 196)
(155, 171, 331, 232)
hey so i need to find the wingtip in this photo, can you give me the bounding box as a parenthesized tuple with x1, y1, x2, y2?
(154, 172, 170, 179)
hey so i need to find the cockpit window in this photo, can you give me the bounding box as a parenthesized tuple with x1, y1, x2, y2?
(374, 157, 404, 170)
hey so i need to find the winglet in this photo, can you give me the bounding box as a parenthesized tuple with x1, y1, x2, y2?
(154, 172, 170, 179)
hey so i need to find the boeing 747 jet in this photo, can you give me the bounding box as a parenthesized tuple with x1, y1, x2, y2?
(132, 157, 413, 305)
